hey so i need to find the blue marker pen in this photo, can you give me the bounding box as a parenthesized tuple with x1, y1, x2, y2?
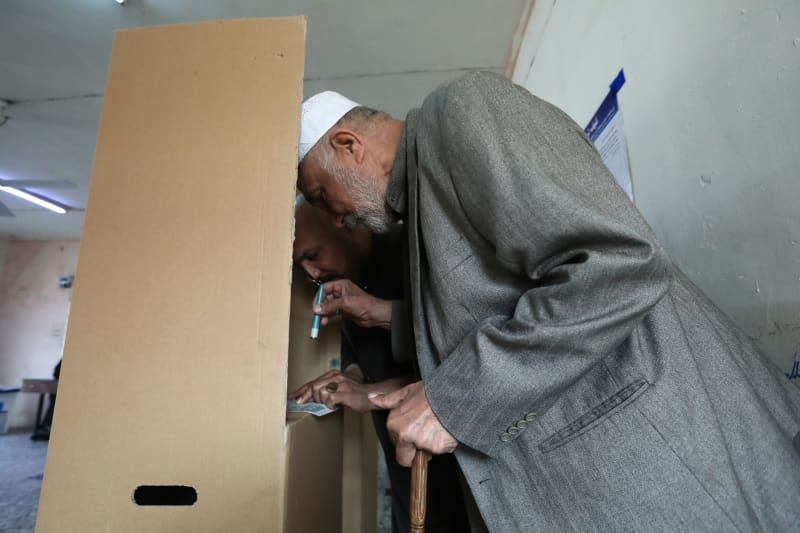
(310, 283, 324, 339)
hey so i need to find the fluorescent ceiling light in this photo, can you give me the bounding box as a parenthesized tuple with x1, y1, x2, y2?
(116, 0, 125, 4)
(0, 185, 67, 214)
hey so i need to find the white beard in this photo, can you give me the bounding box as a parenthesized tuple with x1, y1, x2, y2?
(331, 163, 397, 234)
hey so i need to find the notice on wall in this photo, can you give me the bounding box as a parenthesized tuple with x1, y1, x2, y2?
(584, 69, 633, 201)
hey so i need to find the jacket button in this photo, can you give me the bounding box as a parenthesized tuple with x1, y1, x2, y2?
(525, 412, 537, 422)
(516, 420, 528, 429)
(500, 432, 512, 442)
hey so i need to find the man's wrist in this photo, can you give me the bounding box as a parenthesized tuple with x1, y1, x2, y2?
(343, 364, 364, 382)
(372, 298, 392, 330)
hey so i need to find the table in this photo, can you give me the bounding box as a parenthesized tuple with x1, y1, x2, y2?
(21, 378, 58, 438)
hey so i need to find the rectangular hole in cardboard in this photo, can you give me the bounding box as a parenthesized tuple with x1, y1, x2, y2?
(133, 485, 197, 506)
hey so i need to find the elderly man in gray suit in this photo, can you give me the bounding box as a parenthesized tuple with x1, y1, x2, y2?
(296, 71, 800, 532)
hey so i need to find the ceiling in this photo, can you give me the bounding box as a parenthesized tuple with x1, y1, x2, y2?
(0, 0, 525, 240)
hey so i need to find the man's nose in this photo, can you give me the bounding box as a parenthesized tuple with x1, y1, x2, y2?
(331, 212, 346, 228)
(318, 204, 346, 228)
(303, 263, 321, 281)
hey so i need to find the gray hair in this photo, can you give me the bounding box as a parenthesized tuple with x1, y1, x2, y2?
(306, 106, 391, 175)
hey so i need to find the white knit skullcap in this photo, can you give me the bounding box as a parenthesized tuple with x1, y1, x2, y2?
(298, 91, 361, 163)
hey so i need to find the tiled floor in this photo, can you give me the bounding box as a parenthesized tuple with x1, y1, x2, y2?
(0, 431, 47, 533)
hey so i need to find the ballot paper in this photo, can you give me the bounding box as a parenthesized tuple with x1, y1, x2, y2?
(286, 400, 339, 417)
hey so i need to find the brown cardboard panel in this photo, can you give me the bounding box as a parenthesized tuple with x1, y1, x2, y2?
(283, 412, 343, 533)
(342, 411, 379, 533)
(287, 266, 342, 392)
(37, 18, 306, 533)
(288, 270, 375, 533)
(284, 267, 345, 532)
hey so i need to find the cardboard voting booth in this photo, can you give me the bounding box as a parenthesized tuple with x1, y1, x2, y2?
(36, 17, 353, 533)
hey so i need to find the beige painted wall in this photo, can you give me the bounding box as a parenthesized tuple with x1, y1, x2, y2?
(0, 240, 79, 428)
(512, 0, 800, 380)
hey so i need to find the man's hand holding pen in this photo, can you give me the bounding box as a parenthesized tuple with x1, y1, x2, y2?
(313, 279, 392, 330)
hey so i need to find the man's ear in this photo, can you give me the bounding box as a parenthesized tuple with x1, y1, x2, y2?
(329, 129, 365, 164)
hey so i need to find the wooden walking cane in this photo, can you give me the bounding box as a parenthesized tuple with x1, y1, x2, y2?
(409, 450, 430, 533)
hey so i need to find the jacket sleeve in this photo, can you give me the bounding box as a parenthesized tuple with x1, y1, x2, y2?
(420, 72, 672, 457)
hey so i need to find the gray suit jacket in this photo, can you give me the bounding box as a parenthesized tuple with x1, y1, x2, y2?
(385, 71, 800, 532)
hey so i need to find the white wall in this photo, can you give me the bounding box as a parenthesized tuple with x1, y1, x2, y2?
(0, 239, 7, 282)
(0, 240, 78, 428)
(512, 0, 800, 377)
